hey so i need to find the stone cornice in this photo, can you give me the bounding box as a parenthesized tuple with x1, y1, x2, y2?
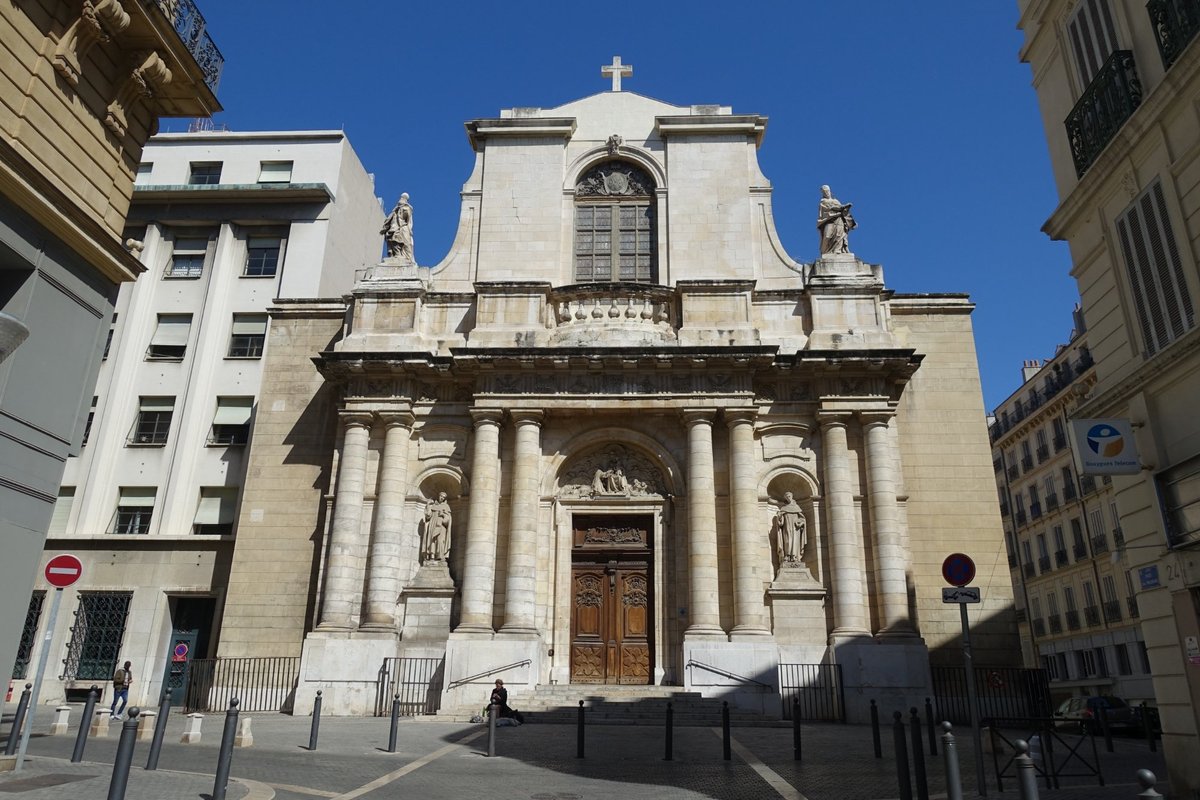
(465, 117, 576, 151)
(1076, 325, 1200, 417)
(654, 115, 767, 146)
(131, 182, 334, 204)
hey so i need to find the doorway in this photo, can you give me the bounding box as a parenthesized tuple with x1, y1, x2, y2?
(161, 596, 215, 705)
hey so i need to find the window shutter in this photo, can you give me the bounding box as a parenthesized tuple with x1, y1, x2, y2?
(119, 488, 156, 507)
(258, 161, 293, 183)
(50, 488, 75, 534)
(213, 397, 253, 425)
(150, 315, 191, 347)
(195, 489, 236, 524)
(1067, 0, 1119, 87)
(140, 397, 175, 412)
(231, 316, 267, 335)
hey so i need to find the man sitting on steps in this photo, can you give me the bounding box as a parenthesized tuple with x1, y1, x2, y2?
(489, 679, 525, 724)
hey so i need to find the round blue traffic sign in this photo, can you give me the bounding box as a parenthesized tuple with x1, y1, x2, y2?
(942, 553, 976, 588)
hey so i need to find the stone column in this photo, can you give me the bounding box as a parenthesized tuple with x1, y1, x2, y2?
(361, 412, 415, 630)
(317, 412, 374, 630)
(455, 409, 504, 633)
(862, 412, 913, 636)
(683, 410, 724, 637)
(819, 412, 870, 639)
(727, 409, 770, 637)
(500, 410, 544, 635)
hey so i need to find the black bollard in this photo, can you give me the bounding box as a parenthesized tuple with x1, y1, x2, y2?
(387, 694, 400, 754)
(1014, 739, 1039, 800)
(893, 711, 913, 800)
(722, 701, 731, 761)
(211, 698, 240, 800)
(924, 697, 937, 756)
(870, 699, 883, 758)
(4, 683, 31, 755)
(664, 701, 673, 761)
(72, 685, 99, 763)
(144, 691, 171, 770)
(487, 702, 497, 758)
(105, 707, 140, 800)
(792, 698, 802, 762)
(308, 690, 322, 751)
(1142, 703, 1157, 753)
(910, 708, 929, 800)
(941, 722, 963, 800)
(576, 700, 585, 759)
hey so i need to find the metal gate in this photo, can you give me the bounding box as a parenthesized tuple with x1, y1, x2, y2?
(779, 663, 845, 721)
(375, 657, 444, 717)
(931, 666, 1051, 725)
(183, 657, 299, 713)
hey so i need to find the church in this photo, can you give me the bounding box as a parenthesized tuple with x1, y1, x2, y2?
(214, 59, 1016, 719)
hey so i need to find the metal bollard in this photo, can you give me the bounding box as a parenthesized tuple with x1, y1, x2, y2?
(105, 707, 140, 800)
(664, 701, 673, 761)
(387, 694, 400, 754)
(144, 691, 171, 770)
(925, 697, 937, 756)
(893, 711, 913, 800)
(4, 684, 31, 755)
(1099, 704, 1114, 753)
(792, 698, 801, 762)
(910, 708, 929, 800)
(1142, 703, 1157, 753)
(576, 700, 585, 759)
(211, 698, 240, 800)
(72, 685, 99, 763)
(308, 690, 322, 751)
(941, 722, 963, 800)
(870, 698, 883, 758)
(487, 702, 497, 758)
(1136, 769, 1164, 798)
(722, 701, 731, 761)
(1014, 739, 1041, 800)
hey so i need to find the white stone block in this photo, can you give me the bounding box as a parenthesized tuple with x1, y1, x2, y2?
(235, 716, 253, 747)
(49, 705, 70, 736)
(90, 709, 109, 738)
(137, 711, 156, 742)
(180, 713, 203, 744)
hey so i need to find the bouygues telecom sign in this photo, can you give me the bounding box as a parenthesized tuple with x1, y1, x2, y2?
(1068, 419, 1142, 476)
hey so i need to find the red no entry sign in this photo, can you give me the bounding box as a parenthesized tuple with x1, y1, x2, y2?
(44, 553, 83, 588)
(942, 553, 976, 588)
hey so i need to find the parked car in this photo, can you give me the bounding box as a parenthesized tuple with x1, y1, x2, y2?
(1053, 696, 1136, 733)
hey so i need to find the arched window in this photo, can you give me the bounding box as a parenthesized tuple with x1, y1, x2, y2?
(574, 161, 656, 283)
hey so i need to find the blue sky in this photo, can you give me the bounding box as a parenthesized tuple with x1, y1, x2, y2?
(189, 2, 1073, 411)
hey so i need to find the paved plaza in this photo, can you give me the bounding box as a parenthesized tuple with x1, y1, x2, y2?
(1, 704, 1169, 799)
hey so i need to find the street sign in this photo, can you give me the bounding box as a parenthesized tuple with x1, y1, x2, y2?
(44, 554, 83, 588)
(941, 553, 976, 587)
(942, 586, 981, 604)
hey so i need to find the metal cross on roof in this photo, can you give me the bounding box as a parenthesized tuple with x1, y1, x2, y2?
(601, 56, 633, 92)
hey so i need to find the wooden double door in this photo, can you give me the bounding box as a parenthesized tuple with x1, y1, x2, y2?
(570, 558, 652, 684)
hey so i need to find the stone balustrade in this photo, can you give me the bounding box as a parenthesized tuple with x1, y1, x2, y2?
(549, 285, 676, 345)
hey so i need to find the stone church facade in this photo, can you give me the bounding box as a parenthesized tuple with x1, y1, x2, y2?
(216, 75, 1016, 718)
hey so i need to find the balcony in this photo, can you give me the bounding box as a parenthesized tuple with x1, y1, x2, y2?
(1016, 509, 1028, 526)
(1000, 501, 1011, 518)
(151, 0, 224, 91)
(1046, 494, 1060, 511)
(1065, 50, 1143, 178)
(1084, 606, 1101, 627)
(1032, 618, 1047, 637)
(1103, 475, 1113, 486)
(1081, 475, 1097, 494)
(1128, 596, 1140, 618)
(1114, 527, 1125, 548)
(1030, 503, 1043, 520)
(1092, 534, 1109, 554)
(1021, 455, 1035, 472)
(1023, 562, 1036, 579)
(1104, 600, 1123, 623)
(1066, 610, 1081, 630)
(1055, 549, 1069, 567)
(1064, 482, 1078, 501)
(1049, 615, 1063, 634)
(1008, 465, 1020, 481)
(1036, 444, 1050, 464)
(548, 284, 677, 346)
(1148, 0, 1200, 71)
(1073, 541, 1088, 559)
(1038, 555, 1052, 573)
(1007, 551, 1018, 568)
(993, 458, 1003, 474)
(1053, 434, 1068, 452)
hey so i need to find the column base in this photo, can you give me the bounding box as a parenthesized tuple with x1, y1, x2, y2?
(359, 620, 397, 632)
(730, 625, 773, 639)
(497, 624, 540, 637)
(684, 623, 727, 640)
(875, 626, 921, 642)
(450, 623, 495, 638)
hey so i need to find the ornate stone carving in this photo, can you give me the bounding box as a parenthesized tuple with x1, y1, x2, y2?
(606, 134, 623, 154)
(582, 527, 644, 545)
(559, 444, 665, 499)
(53, 0, 130, 86)
(576, 162, 653, 197)
(381, 194, 415, 265)
(772, 492, 807, 565)
(105, 51, 172, 139)
(420, 491, 452, 564)
(817, 184, 856, 256)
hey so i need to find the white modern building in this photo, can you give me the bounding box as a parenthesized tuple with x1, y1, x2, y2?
(12, 130, 383, 706)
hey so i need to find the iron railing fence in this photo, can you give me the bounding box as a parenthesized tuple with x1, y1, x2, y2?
(1065, 50, 1143, 177)
(931, 666, 1051, 726)
(183, 657, 299, 713)
(778, 663, 845, 722)
(375, 657, 444, 717)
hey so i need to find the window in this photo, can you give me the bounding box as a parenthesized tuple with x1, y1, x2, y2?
(1041, 654, 1058, 680)
(1047, 592, 1060, 616)
(1083, 581, 1096, 607)
(166, 236, 209, 278)
(257, 160, 293, 183)
(244, 235, 283, 277)
(146, 314, 192, 360)
(135, 162, 153, 185)
(1160, 453, 1200, 547)
(1076, 648, 1097, 677)
(1031, 596, 1042, 620)
(188, 162, 222, 185)
(228, 315, 267, 358)
(1102, 575, 1118, 603)
(1115, 643, 1132, 675)
(574, 161, 656, 283)
(1115, 181, 1196, 356)
(49, 487, 75, 535)
(193, 487, 238, 536)
(1029, 485, 1041, 507)
(103, 313, 117, 359)
(209, 397, 253, 445)
(1066, 0, 1119, 87)
(113, 487, 155, 534)
(1093, 647, 1109, 677)
(83, 396, 96, 445)
(1138, 641, 1151, 672)
(1064, 586, 1077, 611)
(1056, 652, 1069, 679)
(1109, 501, 1121, 531)
(61, 592, 131, 680)
(11, 592, 44, 679)
(1071, 518, 1085, 553)
(131, 397, 174, 445)
(1022, 539, 1033, 565)
(1053, 525, 1066, 554)
(1037, 533, 1049, 559)
(1036, 429, 1048, 450)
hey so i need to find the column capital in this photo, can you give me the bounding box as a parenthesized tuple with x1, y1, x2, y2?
(339, 411, 375, 430)
(469, 407, 505, 427)
(816, 410, 853, 430)
(377, 411, 415, 430)
(509, 409, 545, 426)
(858, 410, 896, 428)
(681, 408, 717, 426)
(724, 408, 758, 426)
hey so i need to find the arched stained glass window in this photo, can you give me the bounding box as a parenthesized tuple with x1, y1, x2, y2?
(574, 161, 656, 283)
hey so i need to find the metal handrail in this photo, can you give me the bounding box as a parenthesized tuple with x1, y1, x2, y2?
(685, 659, 772, 689)
(446, 659, 532, 689)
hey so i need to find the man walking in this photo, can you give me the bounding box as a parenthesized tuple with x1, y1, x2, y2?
(110, 660, 132, 719)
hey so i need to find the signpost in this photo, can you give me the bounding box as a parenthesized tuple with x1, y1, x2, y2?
(942, 553, 986, 798)
(15, 554, 83, 772)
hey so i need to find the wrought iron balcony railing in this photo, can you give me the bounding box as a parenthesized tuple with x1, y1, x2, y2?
(1104, 600, 1123, 623)
(1148, 0, 1200, 71)
(1036, 445, 1050, 463)
(1014, 608, 1028, 623)
(1081, 475, 1097, 494)
(1038, 555, 1052, 573)
(1073, 541, 1088, 559)
(1055, 549, 1069, 567)
(1016, 509, 1028, 526)
(1053, 434, 1068, 452)
(1046, 494, 1060, 511)
(1092, 534, 1109, 554)
(993, 458, 1003, 474)
(1048, 615, 1063, 634)
(1066, 610, 1081, 630)
(1021, 455, 1035, 472)
(1008, 465, 1020, 481)
(1032, 618, 1047, 637)
(1023, 562, 1036, 579)
(1065, 50, 1143, 178)
(1064, 483, 1078, 501)
(1007, 551, 1018, 568)
(152, 0, 224, 91)
(1114, 527, 1126, 548)
(1128, 596, 1140, 618)
(1084, 606, 1101, 627)
(1031, 503, 1043, 520)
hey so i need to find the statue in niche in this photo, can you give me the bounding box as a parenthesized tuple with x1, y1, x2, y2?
(816, 184, 856, 256)
(381, 192, 415, 264)
(421, 491, 451, 563)
(773, 491, 807, 565)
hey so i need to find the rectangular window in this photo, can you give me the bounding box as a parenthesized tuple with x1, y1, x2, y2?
(1102, 575, 1118, 603)
(1064, 586, 1078, 611)
(113, 487, 155, 534)
(574, 202, 655, 283)
(1083, 580, 1096, 606)
(257, 161, 293, 183)
(135, 162, 153, 185)
(193, 487, 238, 536)
(1047, 592, 1060, 616)
(1115, 643, 1132, 675)
(1045, 476, 1057, 498)
(1093, 647, 1109, 677)
(11, 591, 45, 679)
(1031, 596, 1042, 619)
(83, 396, 96, 446)
(61, 592, 131, 680)
(188, 162, 222, 185)
(166, 236, 209, 278)
(1067, 0, 1120, 87)
(1037, 533, 1049, 558)
(1160, 452, 1200, 547)
(103, 313, 117, 359)
(1077, 648, 1097, 677)
(209, 397, 253, 445)
(244, 236, 283, 277)
(146, 314, 192, 360)
(49, 487, 75, 535)
(228, 314, 267, 358)
(1138, 641, 1151, 672)
(1056, 652, 1069, 679)
(1036, 429, 1048, 449)
(1053, 525, 1066, 551)
(1109, 501, 1121, 531)
(130, 397, 174, 445)
(1115, 180, 1196, 356)
(1041, 654, 1058, 680)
